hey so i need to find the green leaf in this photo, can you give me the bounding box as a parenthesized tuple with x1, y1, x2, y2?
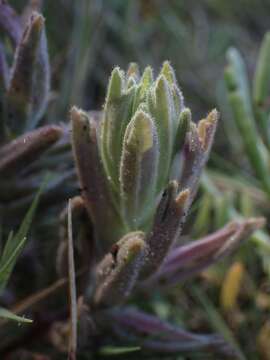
(0, 236, 27, 292)
(119, 110, 159, 228)
(226, 48, 253, 117)
(132, 66, 153, 113)
(0, 307, 32, 323)
(148, 75, 174, 191)
(191, 286, 246, 360)
(253, 32, 270, 146)
(101, 88, 136, 190)
(226, 90, 270, 195)
(106, 67, 123, 102)
(174, 107, 191, 154)
(99, 346, 140, 356)
(253, 31, 270, 107)
(0, 175, 47, 292)
(160, 60, 176, 85)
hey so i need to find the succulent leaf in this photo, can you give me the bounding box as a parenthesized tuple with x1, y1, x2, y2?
(109, 307, 231, 355)
(154, 217, 265, 286)
(120, 109, 159, 228)
(173, 107, 191, 154)
(150, 75, 174, 190)
(141, 182, 190, 278)
(101, 69, 135, 189)
(179, 109, 218, 199)
(71, 107, 124, 251)
(0, 125, 62, 175)
(93, 231, 146, 307)
(5, 12, 50, 134)
(253, 32, 270, 107)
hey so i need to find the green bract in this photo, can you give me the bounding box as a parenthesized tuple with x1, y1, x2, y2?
(65, 62, 263, 356)
(71, 61, 218, 279)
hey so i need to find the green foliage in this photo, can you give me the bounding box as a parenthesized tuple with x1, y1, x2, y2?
(224, 41, 270, 196)
(0, 176, 46, 321)
(68, 62, 263, 358)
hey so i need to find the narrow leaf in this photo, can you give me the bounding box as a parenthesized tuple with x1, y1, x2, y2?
(0, 307, 32, 323)
(141, 183, 190, 278)
(5, 13, 46, 134)
(93, 232, 146, 307)
(120, 110, 159, 228)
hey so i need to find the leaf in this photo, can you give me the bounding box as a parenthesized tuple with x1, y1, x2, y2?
(191, 286, 246, 360)
(148, 75, 174, 191)
(99, 346, 140, 356)
(93, 231, 146, 308)
(119, 109, 159, 228)
(0, 175, 47, 292)
(0, 307, 32, 323)
(5, 13, 48, 134)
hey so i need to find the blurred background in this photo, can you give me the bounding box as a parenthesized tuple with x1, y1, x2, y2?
(22, 0, 270, 168)
(11, 0, 269, 114)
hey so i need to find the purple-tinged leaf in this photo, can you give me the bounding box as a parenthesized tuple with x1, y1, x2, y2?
(141, 182, 190, 278)
(108, 307, 235, 356)
(179, 109, 218, 200)
(0, 0, 22, 45)
(120, 110, 159, 228)
(153, 217, 265, 286)
(93, 232, 146, 308)
(0, 125, 62, 175)
(71, 107, 124, 252)
(6, 12, 49, 133)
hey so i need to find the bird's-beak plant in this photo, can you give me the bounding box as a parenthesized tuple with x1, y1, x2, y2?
(66, 62, 264, 357)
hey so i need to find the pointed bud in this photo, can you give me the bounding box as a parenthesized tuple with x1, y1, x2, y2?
(161, 61, 176, 85)
(174, 107, 191, 153)
(105, 67, 124, 103)
(137, 66, 153, 102)
(127, 62, 139, 81)
(197, 109, 218, 150)
(141, 182, 190, 278)
(179, 109, 218, 200)
(93, 231, 146, 307)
